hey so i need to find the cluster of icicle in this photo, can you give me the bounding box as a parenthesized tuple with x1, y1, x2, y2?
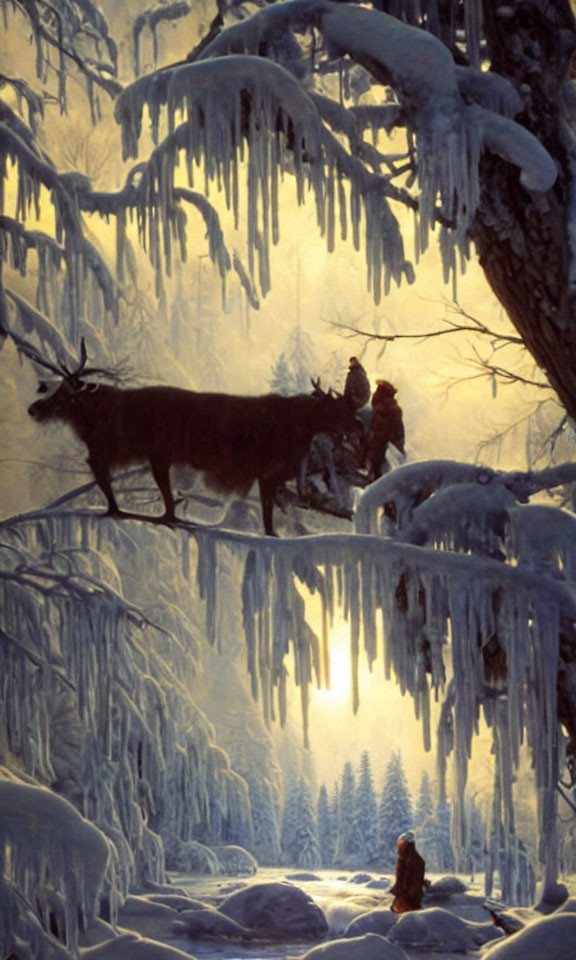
(113, 0, 557, 306)
(354, 460, 576, 898)
(0, 509, 251, 956)
(0, 145, 117, 355)
(187, 458, 576, 898)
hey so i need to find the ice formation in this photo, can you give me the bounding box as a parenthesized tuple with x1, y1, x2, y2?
(1, 0, 560, 342)
(2, 444, 576, 947)
(0, 510, 252, 954)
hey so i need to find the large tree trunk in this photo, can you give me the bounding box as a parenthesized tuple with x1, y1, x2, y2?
(472, 0, 576, 417)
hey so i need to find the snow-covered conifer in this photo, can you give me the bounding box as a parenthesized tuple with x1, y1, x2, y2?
(317, 783, 335, 867)
(281, 777, 320, 867)
(245, 772, 281, 865)
(269, 352, 296, 395)
(378, 751, 413, 869)
(419, 799, 455, 872)
(414, 771, 435, 829)
(334, 761, 357, 866)
(353, 750, 379, 866)
(284, 327, 319, 393)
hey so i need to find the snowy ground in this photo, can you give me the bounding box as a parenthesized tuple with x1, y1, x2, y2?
(159, 867, 494, 959)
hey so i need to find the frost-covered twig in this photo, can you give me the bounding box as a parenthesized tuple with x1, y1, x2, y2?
(133, 1, 193, 76)
(0, 73, 44, 133)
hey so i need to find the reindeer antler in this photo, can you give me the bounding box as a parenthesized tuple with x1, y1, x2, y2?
(310, 376, 326, 397)
(7, 328, 120, 384)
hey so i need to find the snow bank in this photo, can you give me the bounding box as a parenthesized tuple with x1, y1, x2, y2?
(481, 912, 576, 958)
(299, 931, 408, 959)
(0, 777, 111, 954)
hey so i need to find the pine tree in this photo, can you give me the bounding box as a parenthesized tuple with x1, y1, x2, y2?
(334, 761, 356, 866)
(317, 784, 335, 868)
(285, 327, 319, 393)
(281, 780, 301, 864)
(353, 751, 379, 866)
(293, 778, 321, 868)
(414, 771, 435, 828)
(269, 352, 296, 395)
(281, 778, 320, 867)
(378, 751, 413, 869)
(436, 799, 455, 871)
(246, 772, 281, 865)
(464, 794, 485, 880)
(419, 799, 455, 872)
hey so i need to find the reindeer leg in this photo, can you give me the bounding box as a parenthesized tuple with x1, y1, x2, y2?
(150, 459, 176, 521)
(88, 457, 121, 515)
(258, 478, 278, 537)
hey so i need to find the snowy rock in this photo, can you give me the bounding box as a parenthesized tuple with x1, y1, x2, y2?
(344, 907, 399, 938)
(116, 896, 181, 939)
(326, 900, 379, 936)
(422, 891, 488, 923)
(81, 932, 198, 959)
(0, 779, 111, 954)
(79, 918, 117, 948)
(388, 906, 503, 952)
(366, 878, 391, 890)
(349, 872, 374, 884)
(481, 913, 576, 959)
(163, 838, 221, 874)
(142, 894, 209, 911)
(218, 881, 328, 939)
(298, 932, 408, 960)
(176, 907, 250, 939)
(285, 872, 323, 881)
(212, 844, 258, 876)
(425, 876, 469, 897)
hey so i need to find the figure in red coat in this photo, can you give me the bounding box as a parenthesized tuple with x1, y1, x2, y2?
(390, 830, 426, 913)
(366, 379, 405, 480)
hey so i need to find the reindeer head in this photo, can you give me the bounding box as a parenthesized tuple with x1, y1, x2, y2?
(309, 376, 361, 435)
(27, 339, 113, 422)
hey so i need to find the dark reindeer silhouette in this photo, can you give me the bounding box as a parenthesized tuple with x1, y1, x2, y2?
(28, 345, 360, 535)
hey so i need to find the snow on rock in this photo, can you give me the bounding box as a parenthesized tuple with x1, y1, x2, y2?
(174, 907, 250, 940)
(0, 875, 73, 960)
(0, 512, 252, 946)
(388, 906, 504, 952)
(211, 844, 258, 876)
(297, 931, 408, 960)
(325, 899, 379, 937)
(425, 876, 469, 897)
(481, 912, 576, 959)
(218, 880, 328, 939)
(81, 932, 199, 959)
(116, 895, 181, 939)
(344, 906, 399, 938)
(163, 837, 221, 874)
(0, 777, 112, 955)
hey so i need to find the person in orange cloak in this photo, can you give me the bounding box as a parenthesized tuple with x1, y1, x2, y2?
(390, 830, 426, 913)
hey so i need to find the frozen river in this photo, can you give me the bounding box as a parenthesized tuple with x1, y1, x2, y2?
(159, 867, 493, 960)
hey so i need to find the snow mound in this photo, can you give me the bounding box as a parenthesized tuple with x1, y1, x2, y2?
(82, 932, 197, 959)
(344, 906, 399, 938)
(388, 906, 503, 952)
(299, 931, 408, 959)
(481, 913, 576, 958)
(426, 876, 469, 897)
